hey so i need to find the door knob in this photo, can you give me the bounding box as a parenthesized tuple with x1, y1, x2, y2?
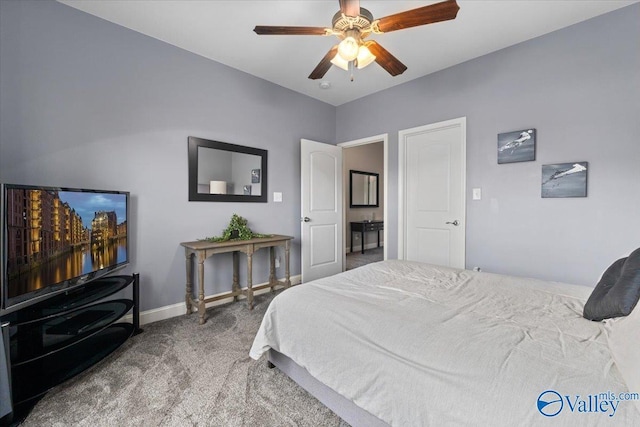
(301, 217, 311, 222)
(446, 220, 459, 226)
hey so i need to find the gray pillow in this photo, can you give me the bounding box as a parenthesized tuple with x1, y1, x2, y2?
(583, 248, 640, 321)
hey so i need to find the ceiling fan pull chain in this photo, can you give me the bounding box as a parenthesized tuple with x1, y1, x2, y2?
(349, 60, 354, 82)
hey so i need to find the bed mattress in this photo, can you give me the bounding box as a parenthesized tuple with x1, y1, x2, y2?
(250, 260, 639, 426)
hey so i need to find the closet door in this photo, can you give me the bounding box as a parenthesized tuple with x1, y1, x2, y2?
(399, 117, 466, 268)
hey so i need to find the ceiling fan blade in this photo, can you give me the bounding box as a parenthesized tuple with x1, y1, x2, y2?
(309, 46, 339, 80)
(367, 41, 407, 76)
(253, 26, 328, 36)
(375, 0, 460, 33)
(339, 0, 360, 17)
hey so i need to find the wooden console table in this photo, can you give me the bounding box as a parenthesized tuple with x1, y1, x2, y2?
(350, 220, 384, 254)
(181, 235, 293, 325)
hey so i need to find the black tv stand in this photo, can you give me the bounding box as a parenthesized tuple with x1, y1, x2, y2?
(0, 273, 142, 425)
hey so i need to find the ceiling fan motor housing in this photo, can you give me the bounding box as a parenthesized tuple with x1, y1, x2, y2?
(331, 8, 374, 37)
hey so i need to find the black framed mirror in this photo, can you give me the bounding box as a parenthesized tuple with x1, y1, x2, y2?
(188, 136, 268, 202)
(350, 170, 379, 208)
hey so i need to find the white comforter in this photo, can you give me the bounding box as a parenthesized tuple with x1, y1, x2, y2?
(250, 260, 639, 426)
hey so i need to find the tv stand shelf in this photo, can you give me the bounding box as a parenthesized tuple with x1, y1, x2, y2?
(0, 273, 142, 421)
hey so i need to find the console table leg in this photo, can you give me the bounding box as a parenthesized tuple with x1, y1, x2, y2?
(197, 253, 206, 325)
(247, 252, 254, 310)
(232, 252, 239, 302)
(269, 247, 276, 292)
(185, 252, 193, 315)
(285, 240, 291, 288)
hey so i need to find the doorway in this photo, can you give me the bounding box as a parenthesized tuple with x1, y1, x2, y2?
(338, 134, 389, 271)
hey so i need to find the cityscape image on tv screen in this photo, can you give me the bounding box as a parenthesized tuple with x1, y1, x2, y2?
(5, 188, 128, 299)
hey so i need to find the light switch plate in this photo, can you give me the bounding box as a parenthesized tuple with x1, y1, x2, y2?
(472, 188, 482, 200)
(273, 192, 283, 202)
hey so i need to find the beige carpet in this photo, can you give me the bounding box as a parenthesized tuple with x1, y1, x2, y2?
(22, 292, 350, 427)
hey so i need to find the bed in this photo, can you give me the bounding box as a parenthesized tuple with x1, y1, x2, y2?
(249, 259, 640, 426)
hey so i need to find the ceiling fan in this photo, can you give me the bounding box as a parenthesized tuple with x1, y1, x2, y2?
(254, 0, 460, 80)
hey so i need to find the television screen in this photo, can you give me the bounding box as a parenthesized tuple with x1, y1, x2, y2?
(1, 184, 129, 312)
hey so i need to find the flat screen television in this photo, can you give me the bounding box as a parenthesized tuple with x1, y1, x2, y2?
(1, 184, 130, 314)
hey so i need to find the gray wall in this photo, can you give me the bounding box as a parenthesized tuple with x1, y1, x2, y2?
(336, 3, 640, 286)
(0, 0, 335, 311)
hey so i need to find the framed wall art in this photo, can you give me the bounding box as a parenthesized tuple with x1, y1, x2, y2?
(498, 128, 536, 164)
(541, 162, 588, 198)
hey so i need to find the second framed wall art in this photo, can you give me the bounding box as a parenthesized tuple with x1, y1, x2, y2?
(541, 162, 588, 198)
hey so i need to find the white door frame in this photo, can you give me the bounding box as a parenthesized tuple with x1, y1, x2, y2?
(338, 133, 389, 265)
(398, 118, 466, 262)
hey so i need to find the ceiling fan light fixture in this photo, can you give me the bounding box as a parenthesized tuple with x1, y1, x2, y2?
(337, 30, 360, 61)
(356, 44, 376, 69)
(330, 53, 350, 71)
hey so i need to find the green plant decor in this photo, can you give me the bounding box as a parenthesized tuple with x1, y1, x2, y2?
(201, 214, 272, 242)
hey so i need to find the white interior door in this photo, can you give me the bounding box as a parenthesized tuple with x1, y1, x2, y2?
(398, 118, 466, 268)
(301, 139, 343, 283)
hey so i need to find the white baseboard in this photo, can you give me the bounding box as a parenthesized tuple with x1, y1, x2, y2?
(124, 275, 302, 326)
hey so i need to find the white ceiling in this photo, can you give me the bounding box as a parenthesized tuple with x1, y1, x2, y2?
(58, 0, 637, 106)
